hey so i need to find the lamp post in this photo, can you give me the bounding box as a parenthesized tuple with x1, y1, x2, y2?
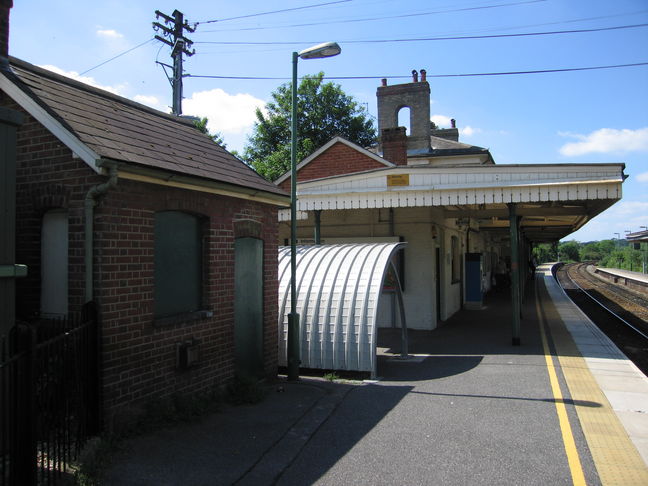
(641, 227, 648, 274)
(288, 42, 341, 381)
(624, 231, 632, 270)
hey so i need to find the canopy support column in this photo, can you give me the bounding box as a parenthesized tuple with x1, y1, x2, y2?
(508, 203, 521, 346)
(314, 210, 321, 245)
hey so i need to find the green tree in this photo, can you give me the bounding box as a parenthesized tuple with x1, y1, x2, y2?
(558, 240, 581, 262)
(533, 243, 555, 263)
(242, 72, 377, 181)
(193, 117, 227, 148)
(580, 241, 603, 262)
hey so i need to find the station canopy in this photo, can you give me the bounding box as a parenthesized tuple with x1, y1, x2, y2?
(279, 163, 626, 243)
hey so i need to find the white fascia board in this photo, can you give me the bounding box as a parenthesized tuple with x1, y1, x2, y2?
(297, 164, 625, 195)
(278, 209, 309, 222)
(294, 181, 623, 212)
(0, 73, 101, 173)
(274, 136, 394, 185)
(301, 178, 623, 196)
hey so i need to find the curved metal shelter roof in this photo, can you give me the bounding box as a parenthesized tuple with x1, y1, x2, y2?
(278, 243, 406, 377)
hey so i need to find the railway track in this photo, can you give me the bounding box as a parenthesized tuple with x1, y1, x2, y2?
(555, 263, 648, 376)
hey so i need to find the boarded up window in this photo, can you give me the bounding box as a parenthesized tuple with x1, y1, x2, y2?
(154, 211, 203, 318)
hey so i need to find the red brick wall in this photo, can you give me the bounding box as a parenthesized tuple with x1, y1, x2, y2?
(278, 141, 388, 192)
(96, 183, 279, 413)
(3, 94, 280, 418)
(381, 127, 408, 166)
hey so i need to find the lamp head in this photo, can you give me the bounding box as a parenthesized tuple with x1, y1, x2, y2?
(298, 42, 341, 60)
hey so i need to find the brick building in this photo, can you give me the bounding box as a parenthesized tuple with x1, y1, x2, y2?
(0, 57, 289, 420)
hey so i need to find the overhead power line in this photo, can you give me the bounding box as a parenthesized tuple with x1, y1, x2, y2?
(195, 23, 648, 46)
(197, 0, 546, 33)
(79, 38, 155, 76)
(197, 9, 648, 34)
(186, 62, 648, 80)
(196, 0, 352, 24)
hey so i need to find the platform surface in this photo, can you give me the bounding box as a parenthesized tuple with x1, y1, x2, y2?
(104, 264, 648, 485)
(597, 267, 648, 284)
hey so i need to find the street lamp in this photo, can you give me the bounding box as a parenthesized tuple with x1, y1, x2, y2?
(642, 227, 648, 274)
(288, 42, 341, 381)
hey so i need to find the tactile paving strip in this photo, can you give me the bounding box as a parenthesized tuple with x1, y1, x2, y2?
(540, 281, 648, 485)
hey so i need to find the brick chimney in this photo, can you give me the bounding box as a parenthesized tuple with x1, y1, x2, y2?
(381, 127, 408, 166)
(0, 0, 12, 68)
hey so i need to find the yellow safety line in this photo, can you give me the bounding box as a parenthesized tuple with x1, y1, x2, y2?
(536, 275, 648, 486)
(537, 296, 587, 486)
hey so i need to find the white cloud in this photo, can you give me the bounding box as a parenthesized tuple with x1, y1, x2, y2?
(133, 94, 163, 109)
(559, 127, 648, 156)
(636, 172, 648, 183)
(430, 115, 452, 127)
(97, 29, 123, 39)
(183, 88, 266, 136)
(567, 200, 648, 241)
(461, 125, 481, 137)
(38, 65, 126, 95)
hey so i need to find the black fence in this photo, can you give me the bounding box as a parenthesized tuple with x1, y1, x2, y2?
(1, 302, 100, 486)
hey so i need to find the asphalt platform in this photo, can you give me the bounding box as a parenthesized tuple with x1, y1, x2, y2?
(103, 265, 648, 485)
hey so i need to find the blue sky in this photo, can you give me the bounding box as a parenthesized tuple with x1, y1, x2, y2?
(8, 0, 648, 242)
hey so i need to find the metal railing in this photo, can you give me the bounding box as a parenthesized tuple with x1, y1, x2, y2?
(1, 302, 100, 486)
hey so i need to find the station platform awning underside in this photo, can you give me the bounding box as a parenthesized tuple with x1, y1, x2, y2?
(279, 163, 626, 243)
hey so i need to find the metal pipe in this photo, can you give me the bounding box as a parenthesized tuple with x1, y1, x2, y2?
(287, 50, 300, 381)
(391, 261, 409, 359)
(84, 164, 118, 303)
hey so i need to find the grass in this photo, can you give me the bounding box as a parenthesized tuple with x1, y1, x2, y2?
(323, 372, 340, 382)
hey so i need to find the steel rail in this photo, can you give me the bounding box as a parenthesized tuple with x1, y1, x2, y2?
(566, 263, 648, 341)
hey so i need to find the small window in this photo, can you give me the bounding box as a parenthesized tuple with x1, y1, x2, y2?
(451, 235, 460, 283)
(154, 211, 203, 318)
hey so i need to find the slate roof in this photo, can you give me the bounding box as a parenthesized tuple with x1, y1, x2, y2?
(2, 57, 287, 197)
(425, 135, 493, 160)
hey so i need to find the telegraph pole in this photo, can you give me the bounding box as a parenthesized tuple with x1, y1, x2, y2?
(153, 9, 195, 115)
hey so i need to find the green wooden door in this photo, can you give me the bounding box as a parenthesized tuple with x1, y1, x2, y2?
(234, 237, 264, 380)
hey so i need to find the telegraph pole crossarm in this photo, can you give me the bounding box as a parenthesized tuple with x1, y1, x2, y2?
(152, 8, 196, 115)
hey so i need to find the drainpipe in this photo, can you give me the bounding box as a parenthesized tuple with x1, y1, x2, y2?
(313, 210, 321, 244)
(85, 163, 118, 303)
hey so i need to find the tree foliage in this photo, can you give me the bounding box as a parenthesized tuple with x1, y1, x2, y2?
(560, 240, 581, 262)
(241, 72, 377, 181)
(533, 239, 647, 272)
(193, 117, 227, 148)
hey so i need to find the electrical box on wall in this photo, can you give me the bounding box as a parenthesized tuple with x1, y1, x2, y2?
(176, 339, 200, 370)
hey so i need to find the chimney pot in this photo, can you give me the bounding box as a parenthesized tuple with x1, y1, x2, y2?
(451, 118, 456, 128)
(420, 69, 426, 82)
(381, 78, 387, 87)
(411, 70, 418, 83)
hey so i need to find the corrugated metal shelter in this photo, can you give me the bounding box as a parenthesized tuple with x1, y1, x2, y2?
(278, 243, 407, 377)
